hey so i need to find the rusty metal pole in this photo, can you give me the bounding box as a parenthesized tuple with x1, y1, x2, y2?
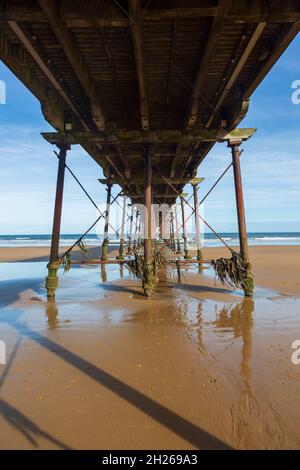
(137, 214, 142, 248)
(127, 205, 134, 253)
(229, 139, 253, 297)
(143, 144, 154, 296)
(170, 208, 175, 251)
(174, 204, 181, 254)
(101, 183, 112, 261)
(159, 211, 163, 240)
(117, 195, 126, 260)
(180, 194, 191, 259)
(133, 209, 139, 250)
(46, 144, 70, 300)
(229, 140, 249, 260)
(192, 183, 203, 264)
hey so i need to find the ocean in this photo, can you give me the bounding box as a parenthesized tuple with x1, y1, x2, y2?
(1, 233, 300, 248)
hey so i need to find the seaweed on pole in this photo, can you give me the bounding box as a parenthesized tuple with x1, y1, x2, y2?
(211, 250, 254, 297)
(60, 240, 89, 273)
(125, 249, 168, 297)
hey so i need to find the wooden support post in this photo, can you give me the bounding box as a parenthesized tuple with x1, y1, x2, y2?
(143, 144, 154, 297)
(117, 195, 126, 260)
(180, 195, 191, 259)
(101, 183, 112, 261)
(46, 144, 69, 300)
(192, 183, 203, 264)
(229, 139, 253, 296)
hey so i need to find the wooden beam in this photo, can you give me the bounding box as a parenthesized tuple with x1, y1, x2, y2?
(66, 18, 130, 28)
(116, 144, 130, 179)
(170, 142, 183, 178)
(2, 0, 300, 23)
(185, 0, 233, 130)
(128, 0, 149, 131)
(205, 22, 267, 128)
(7, 21, 90, 132)
(100, 28, 130, 178)
(99, 178, 195, 185)
(130, 194, 177, 199)
(101, 152, 186, 159)
(37, 0, 106, 129)
(142, 7, 218, 20)
(42, 128, 257, 145)
(227, 12, 300, 24)
(0, 27, 74, 132)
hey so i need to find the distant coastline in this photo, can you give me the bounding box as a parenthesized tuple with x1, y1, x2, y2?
(1, 232, 300, 248)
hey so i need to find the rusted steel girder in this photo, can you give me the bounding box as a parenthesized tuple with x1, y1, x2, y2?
(46, 144, 70, 300)
(180, 195, 191, 260)
(229, 140, 249, 261)
(127, 205, 134, 254)
(143, 144, 155, 297)
(192, 183, 203, 262)
(117, 195, 127, 260)
(101, 183, 112, 262)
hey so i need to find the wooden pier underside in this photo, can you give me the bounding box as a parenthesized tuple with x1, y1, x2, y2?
(1, 0, 300, 202)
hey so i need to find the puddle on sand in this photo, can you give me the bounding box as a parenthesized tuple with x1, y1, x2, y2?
(1, 262, 300, 358)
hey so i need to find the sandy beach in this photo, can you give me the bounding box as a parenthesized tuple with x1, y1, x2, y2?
(0, 245, 300, 449)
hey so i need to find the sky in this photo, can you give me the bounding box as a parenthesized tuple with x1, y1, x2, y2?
(0, 34, 300, 234)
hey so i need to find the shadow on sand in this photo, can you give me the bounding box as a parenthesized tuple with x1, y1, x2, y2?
(0, 275, 233, 450)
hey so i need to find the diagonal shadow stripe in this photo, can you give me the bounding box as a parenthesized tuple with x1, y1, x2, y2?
(8, 317, 232, 450)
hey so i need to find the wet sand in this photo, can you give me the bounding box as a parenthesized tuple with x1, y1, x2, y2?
(0, 246, 300, 449)
(1, 245, 300, 296)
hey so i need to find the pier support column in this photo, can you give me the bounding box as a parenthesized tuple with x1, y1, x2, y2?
(133, 210, 139, 250)
(174, 205, 181, 254)
(101, 183, 112, 262)
(46, 144, 70, 300)
(143, 145, 154, 297)
(127, 205, 134, 254)
(159, 211, 163, 241)
(180, 195, 191, 259)
(229, 139, 253, 296)
(117, 195, 126, 260)
(170, 208, 175, 251)
(192, 183, 203, 266)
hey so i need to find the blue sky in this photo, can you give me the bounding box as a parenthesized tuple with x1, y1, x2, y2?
(0, 34, 300, 234)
